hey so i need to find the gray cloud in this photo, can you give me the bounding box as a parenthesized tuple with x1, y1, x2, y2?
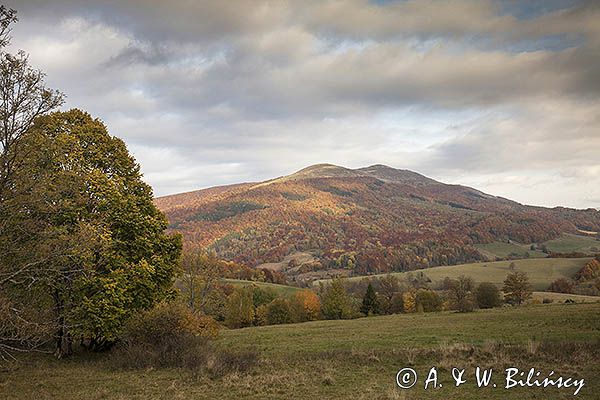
(3, 0, 599, 208)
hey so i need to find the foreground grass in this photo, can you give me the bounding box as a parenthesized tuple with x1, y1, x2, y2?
(2, 303, 599, 399)
(319, 257, 592, 291)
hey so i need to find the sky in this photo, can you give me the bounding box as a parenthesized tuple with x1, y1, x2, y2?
(4, 0, 599, 209)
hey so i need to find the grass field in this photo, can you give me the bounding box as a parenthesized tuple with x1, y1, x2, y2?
(543, 233, 600, 254)
(474, 241, 546, 259)
(474, 234, 599, 260)
(318, 257, 592, 291)
(531, 291, 600, 303)
(3, 303, 600, 399)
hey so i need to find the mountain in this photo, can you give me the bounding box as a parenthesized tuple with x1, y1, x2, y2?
(155, 164, 600, 282)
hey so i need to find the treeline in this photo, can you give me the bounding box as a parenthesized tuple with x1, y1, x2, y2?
(181, 254, 538, 329)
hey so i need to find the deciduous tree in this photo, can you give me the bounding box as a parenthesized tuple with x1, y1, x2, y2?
(2, 110, 181, 357)
(475, 282, 502, 309)
(320, 279, 354, 320)
(225, 287, 254, 328)
(503, 271, 532, 305)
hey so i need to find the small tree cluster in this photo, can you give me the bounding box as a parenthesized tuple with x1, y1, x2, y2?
(225, 286, 322, 328)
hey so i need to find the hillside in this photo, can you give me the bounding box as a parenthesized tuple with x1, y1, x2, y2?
(156, 164, 600, 282)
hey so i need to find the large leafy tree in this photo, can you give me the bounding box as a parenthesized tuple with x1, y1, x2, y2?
(3, 109, 181, 357)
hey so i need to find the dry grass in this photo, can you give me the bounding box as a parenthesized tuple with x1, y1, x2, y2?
(2, 303, 600, 399)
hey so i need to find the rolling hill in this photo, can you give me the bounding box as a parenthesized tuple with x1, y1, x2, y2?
(155, 164, 600, 282)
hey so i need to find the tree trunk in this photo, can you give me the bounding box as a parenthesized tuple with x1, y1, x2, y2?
(53, 290, 72, 358)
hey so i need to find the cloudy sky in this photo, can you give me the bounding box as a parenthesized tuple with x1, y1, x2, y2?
(5, 0, 599, 208)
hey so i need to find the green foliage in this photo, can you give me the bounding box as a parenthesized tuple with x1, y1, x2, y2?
(360, 283, 380, 315)
(415, 289, 442, 312)
(2, 110, 181, 356)
(252, 286, 278, 308)
(266, 298, 292, 325)
(503, 271, 533, 305)
(225, 287, 255, 328)
(320, 279, 355, 320)
(475, 282, 502, 309)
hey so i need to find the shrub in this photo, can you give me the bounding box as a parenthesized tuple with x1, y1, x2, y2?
(254, 304, 268, 326)
(402, 291, 416, 313)
(475, 282, 502, 309)
(111, 302, 219, 369)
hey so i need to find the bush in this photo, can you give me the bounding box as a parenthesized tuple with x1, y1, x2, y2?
(402, 291, 416, 313)
(475, 282, 502, 309)
(110, 302, 219, 369)
(111, 302, 258, 376)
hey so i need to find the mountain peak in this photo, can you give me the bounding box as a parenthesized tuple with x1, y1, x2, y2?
(290, 164, 363, 179)
(357, 165, 438, 185)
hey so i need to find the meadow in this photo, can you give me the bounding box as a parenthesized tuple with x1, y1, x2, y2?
(543, 233, 600, 254)
(3, 303, 599, 399)
(474, 234, 599, 260)
(319, 257, 592, 291)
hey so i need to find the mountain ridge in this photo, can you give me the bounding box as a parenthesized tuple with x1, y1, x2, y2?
(155, 163, 600, 282)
